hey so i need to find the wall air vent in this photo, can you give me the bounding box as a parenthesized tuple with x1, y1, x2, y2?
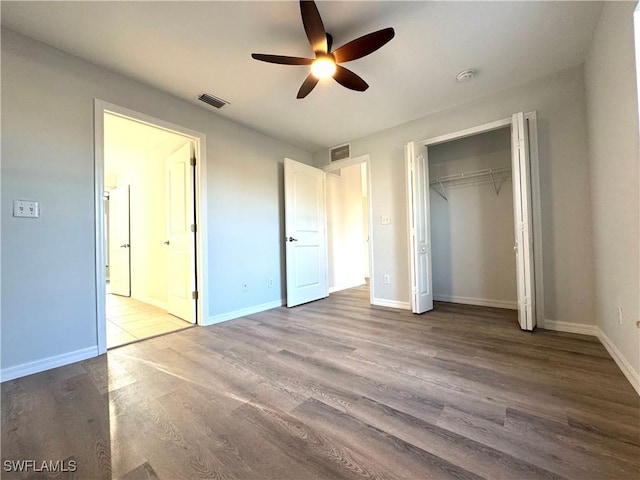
(330, 143, 351, 162)
(198, 93, 229, 109)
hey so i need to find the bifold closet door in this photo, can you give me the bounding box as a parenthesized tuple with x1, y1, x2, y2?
(511, 112, 536, 331)
(406, 141, 433, 314)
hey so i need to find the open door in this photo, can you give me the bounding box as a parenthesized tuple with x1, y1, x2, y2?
(108, 184, 131, 296)
(511, 112, 536, 330)
(166, 142, 196, 323)
(284, 157, 328, 307)
(406, 141, 434, 314)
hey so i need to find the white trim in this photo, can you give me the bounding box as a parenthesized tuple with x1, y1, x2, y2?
(420, 117, 512, 147)
(94, 99, 208, 354)
(323, 154, 375, 306)
(596, 327, 640, 396)
(434, 295, 517, 310)
(329, 279, 366, 294)
(1, 347, 99, 383)
(542, 320, 640, 396)
(132, 295, 168, 311)
(204, 299, 284, 326)
(543, 319, 598, 336)
(94, 102, 107, 354)
(323, 153, 369, 172)
(372, 298, 411, 310)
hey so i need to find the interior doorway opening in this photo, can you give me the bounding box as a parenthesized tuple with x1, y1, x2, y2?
(95, 100, 208, 353)
(103, 113, 195, 348)
(324, 155, 374, 304)
(428, 126, 517, 311)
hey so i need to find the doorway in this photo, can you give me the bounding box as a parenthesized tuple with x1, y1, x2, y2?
(406, 112, 544, 330)
(324, 155, 374, 304)
(428, 127, 517, 309)
(94, 100, 208, 353)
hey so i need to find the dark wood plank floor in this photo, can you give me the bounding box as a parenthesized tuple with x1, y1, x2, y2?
(2, 285, 639, 479)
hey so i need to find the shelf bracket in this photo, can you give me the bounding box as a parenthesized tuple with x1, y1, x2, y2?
(490, 170, 499, 195)
(436, 180, 448, 201)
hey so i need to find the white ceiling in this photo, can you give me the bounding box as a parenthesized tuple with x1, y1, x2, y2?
(2, 1, 603, 152)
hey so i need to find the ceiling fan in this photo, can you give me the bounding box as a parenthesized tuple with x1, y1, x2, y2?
(251, 0, 395, 99)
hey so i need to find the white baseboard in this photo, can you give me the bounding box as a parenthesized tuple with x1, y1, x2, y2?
(542, 319, 639, 396)
(1, 346, 99, 383)
(542, 319, 598, 336)
(434, 294, 517, 310)
(329, 279, 366, 294)
(596, 327, 640, 396)
(372, 298, 411, 310)
(204, 299, 284, 326)
(133, 295, 168, 311)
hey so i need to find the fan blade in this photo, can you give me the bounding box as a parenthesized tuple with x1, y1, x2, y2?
(326, 33, 333, 53)
(333, 65, 369, 91)
(300, 0, 327, 54)
(297, 74, 320, 99)
(333, 27, 395, 63)
(251, 53, 314, 65)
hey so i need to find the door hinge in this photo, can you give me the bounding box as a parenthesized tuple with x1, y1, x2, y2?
(191, 224, 197, 233)
(190, 156, 196, 166)
(192, 291, 199, 300)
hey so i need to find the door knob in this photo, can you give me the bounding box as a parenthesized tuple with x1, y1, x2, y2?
(120, 243, 130, 248)
(164, 240, 170, 245)
(287, 236, 299, 242)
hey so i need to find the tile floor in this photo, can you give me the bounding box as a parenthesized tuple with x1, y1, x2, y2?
(106, 293, 193, 348)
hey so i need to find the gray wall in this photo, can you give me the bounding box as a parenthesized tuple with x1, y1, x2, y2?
(314, 65, 596, 326)
(429, 128, 516, 308)
(1, 28, 312, 371)
(584, 2, 640, 381)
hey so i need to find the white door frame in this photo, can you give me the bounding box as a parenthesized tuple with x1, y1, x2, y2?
(323, 154, 375, 305)
(414, 112, 544, 328)
(94, 99, 208, 354)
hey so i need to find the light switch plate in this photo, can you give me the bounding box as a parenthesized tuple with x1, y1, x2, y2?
(381, 215, 391, 225)
(13, 200, 39, 218)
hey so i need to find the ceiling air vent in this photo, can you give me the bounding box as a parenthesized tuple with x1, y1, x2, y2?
(330, 143, 351, 162)
(198, 93, 229, 109)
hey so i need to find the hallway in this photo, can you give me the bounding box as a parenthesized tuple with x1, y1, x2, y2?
(106, 294, 193, 348)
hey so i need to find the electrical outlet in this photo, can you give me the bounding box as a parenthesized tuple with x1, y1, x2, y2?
(268, 278, 274, 288)
(242, 282, 248, 292)
(13, 200, 39, 218)
(618, 306, 623, 325)
(383, 274, 390, 284)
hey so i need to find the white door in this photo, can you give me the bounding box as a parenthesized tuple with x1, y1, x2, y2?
(511, 112, 536, 330)
(166, 142, 196, 323)
(406, 142, 434, 314)
(284, 157, 328, 307)
(108, 185, 131, 296)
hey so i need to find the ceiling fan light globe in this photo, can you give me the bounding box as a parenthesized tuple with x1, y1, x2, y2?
(311, 57, 336, 79)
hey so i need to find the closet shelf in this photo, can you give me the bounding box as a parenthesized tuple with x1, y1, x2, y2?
(429, 165, 511, 201)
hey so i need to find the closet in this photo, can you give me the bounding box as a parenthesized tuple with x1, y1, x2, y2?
(406, 112, 540, 331)
(427, 127, 517, 310)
